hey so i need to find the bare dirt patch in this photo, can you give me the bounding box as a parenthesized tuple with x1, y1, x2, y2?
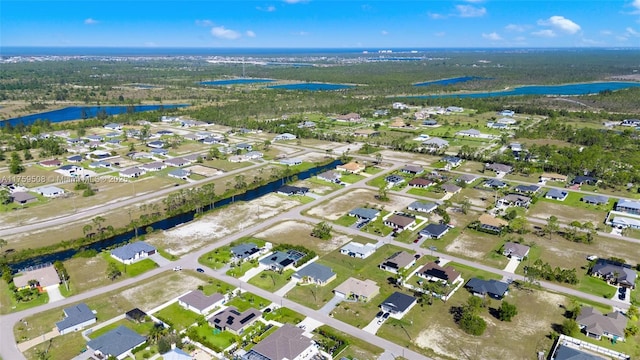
(529, 202, 604, 224)
(185, 165, 220, 177)
(119, 272, 206, 310)
(254, 220, 352, 255)
(149, 194, 299, 255)
(444, 233, 486, 259)
(378, 150, 437, 166)
(306, 188, 415, 220)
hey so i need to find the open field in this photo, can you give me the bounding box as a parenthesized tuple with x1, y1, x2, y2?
(444, 229, 509, 269)
(306, 188, 415, 221)
(253, 220, 353, 255)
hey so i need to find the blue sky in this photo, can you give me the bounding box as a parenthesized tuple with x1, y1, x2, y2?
(2, 0, 640, 48)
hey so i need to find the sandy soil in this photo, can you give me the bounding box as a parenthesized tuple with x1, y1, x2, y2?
(119, 273, 206, 310)
(415, 326, 473, 360)
(445, 233, 486, 258)
(256, 220, 353, 253)
(306, 188, 415, 220)
(185, 165, 220, 177)
(530, 202, 604, 224)
(379, 150, 436, 166)
(296, 179, 336, 195)
(149, 194, 299, 255)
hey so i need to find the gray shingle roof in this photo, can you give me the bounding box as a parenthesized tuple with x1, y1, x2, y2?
(546, 188, 568, 199)
(110, 241, 156, 261)
(231, 243, 260, 260)
(576, 307, 627, 339)
(293, 263, 335, 283)
(86, 325, 146, 358)
(465, 278, 509, 297)
(55, 303, 96, 332)
(245, 324, 312, 360)
(591, 259, 636, 287)
(348, 207, 380, 220)
(381, 292, 416, 313)
(179, 290, 224, 312)
(553, 345, 606, 360)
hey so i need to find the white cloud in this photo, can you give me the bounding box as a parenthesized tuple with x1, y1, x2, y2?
(633, 0, 640, 11)
(505, 24, 526, 32)
(482, 32, 502, 41)
(144, 42, 157, 47)
(537, 16, 581, 34)
(283, 0, 307, 3)
(616, 35, 629, 41)
(456, 5, 486, 17)
(195, 19, 214, 27)
(515, 36, 526, 42)
(532, 29, 556, 38)
(463, 0, 484, 2)
(84, 18, 99, 25)
(381, 30, 388, 35)
(581, 38, 603, 46)
(626, 27, 639, 36)
(211, 26, 241, 40)
(435, 31, 446, 37)
(257, 5, 276, 12)
(600, 30, 613, 36)
(428, 12, 447, 19)
(294, 31, 309, 36)
(246, 30, 256, 37)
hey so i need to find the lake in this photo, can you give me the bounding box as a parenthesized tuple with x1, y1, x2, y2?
(268, 83, 355, 91)
(2, 104, 189, 127)
(414, 76, 486, 86)
(408, 81, 640, 98)
(200, 78, 275, 86)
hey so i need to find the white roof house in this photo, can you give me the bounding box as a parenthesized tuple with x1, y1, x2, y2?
(340, 242, 377, 259)
(35, 186, 65, 198)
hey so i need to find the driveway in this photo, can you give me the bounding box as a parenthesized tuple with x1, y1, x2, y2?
(239, 265, 266, 282)
(319, 294, 342, 315)
(45, 285, 64, 303)
(503, 257, 520, 274)
(362, 315, 385, 334)
(149, 253, 172, 267)
(274, 278, 298, 297)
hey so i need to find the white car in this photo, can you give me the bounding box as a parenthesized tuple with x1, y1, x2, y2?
(586, 255, 598, 261)
(172, 266, 182, 271)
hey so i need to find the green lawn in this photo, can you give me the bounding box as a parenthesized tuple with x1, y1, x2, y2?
(263, 307, 305, 324)
(101, 252, 158, 277)
(192, 324, 238, 352)
(447, 262, 502, 281)
(24, 332, 86, 360)
(577, 276, 617, 299)
(341, 173, 365, 183)
(199, 247, 233, 270)
(248, 270, 295, 292)
(154, 302, 203, 331)
(364, 166, 383, 175)
(361, 211, 393, 236)
(225, 292, 270, 311)
(406, 187, 446, 199)
(291, 195, 315, 204)
(335, 214, 357, 227)
(88, 318, 155, 339)
(226, 260, 259, 278)
(0, 282, 50, 315)
(314, 325, 384, 360)
(539, 190, 615, 212)
(366, 175, 388, 188)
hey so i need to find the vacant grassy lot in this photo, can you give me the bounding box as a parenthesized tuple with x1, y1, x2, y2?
(314, 325, 385, 360)
(225, 292, 270, 311)
(87, 318, 156, 339)
(248, 269, 295, 292)
(306, 188, 414, 221)
(154, 302, 202, 331)
(530, 195, 609, 225)
(263, 307, 305, 324)
(443, 229, 508, 269)
(23, 331, 86, 360)
(341, 173, 366, 183)
(253, 220, 353, 256)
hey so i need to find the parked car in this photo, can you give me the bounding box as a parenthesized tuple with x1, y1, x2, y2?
(196, 268, 205, 273)
(619, 292, 626, 301)
(376, 311, 384, 318)
(414, 254, 421, 259)
(413, 237, 420, 243)
(382, 312, 390, 319)
(172, 266, 182, 271)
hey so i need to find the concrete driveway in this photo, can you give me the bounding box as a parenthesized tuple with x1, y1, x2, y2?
(362, 314, 385, 334)
(274, 278, 298, 297)
(45, 285, 64, 303)
(503, 257, 520, 273)
(319, 294, 342, 315)
(239, 265, 266, 282)
(149, 253, 172, 267)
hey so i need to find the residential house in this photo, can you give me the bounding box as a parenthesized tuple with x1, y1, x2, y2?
(576, 307, 628, 341)
(514, 184, 540, 194)
(457, 174, 478, 184)
(407, 201, 437, 213)
(156, 130, 174, 136)
(348, 207, 380, 221)
(208, 306, 262, 335)
(336, 162, 365, 174)
(147, 141, 165, 149)
(384, 214, 416, 231)
(236, 143, 253, 152)
(380, 292, 417, 317)
(139, 161, 166, 172)
(422, 137, 449, 150)
(353, 129, 380, 137)
(615, 199, 640, 215)
(418, 262, 461, 285)
(178, 290, 225, 315)
(484, 179, 507, 189)
(231, 243, 261, 262)
(104, 123, 123, 131)
(168, 169, 191, 180)
(497, 194, 532, 208)
(389, 118, 408, 129)
(335, 113, 361, 122)
(385, 174, 405, 187)
(499, 110, 515, 117)
(244, 151, 264, 160)
(316, 170, 341, 183)
(572, 176, 598, 186)
(456, 129, 481, 137)
(298, 121, 316, 128)
(477, 214, 509, 234)
(590, 259, 636, 288)
(379, 251, 416, 274)
(340, 242, 377, 259)
(39, 159, 62, 167)
(67, 155, 84, 163)
(164, 157, 190, 167)
(202, 137, 221, 145)
(502, 242, 530, 261)
(545, 189, 569, 201)
(162, 348, 193, 360)
(242, 324, 319, 360)
(35, 186, 65, 198)
(85, 135, 103, 142)
(540, 173, 568, 183)
(582, 195, 609, 206)
(401, 165, 424, 176)
(408, 178, 433, 188)
(422, 119, 438, 126)
(55, 303, 97, 335)
(66, 138, 84, 146)
(150, 148, 169, 157)
(621, 118, 640, 127)
(373, 109, 389, 117)
(259, 250, 305, 272)
(11, 192, 37, 205)
(333, 278, 379, 302)
(465, 278, 509, 299)
(441, 184, 462, 194)
(292, 263, 337, 286)
(392, 102, 408, 109)
(487, 122, 509, 130)
(110, 241, 156, 265)
(89, 161, 112, 169)
(279, 158, 302, 166)
(13, 265, 60, 290)
(120, 167, 146, 178)
(497, 117, 517, 125)
(420, 223, 450, 239)
(609, 215, 640, 230)
(442, 156, 463, 168)
(550, 341, 611, 360)
(276, 185, 309, 196)
(485, 163, 513, 174)
(86, 325, 146, 360)
(446, 106, 464, 113)
(273, 133, 297, 141)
